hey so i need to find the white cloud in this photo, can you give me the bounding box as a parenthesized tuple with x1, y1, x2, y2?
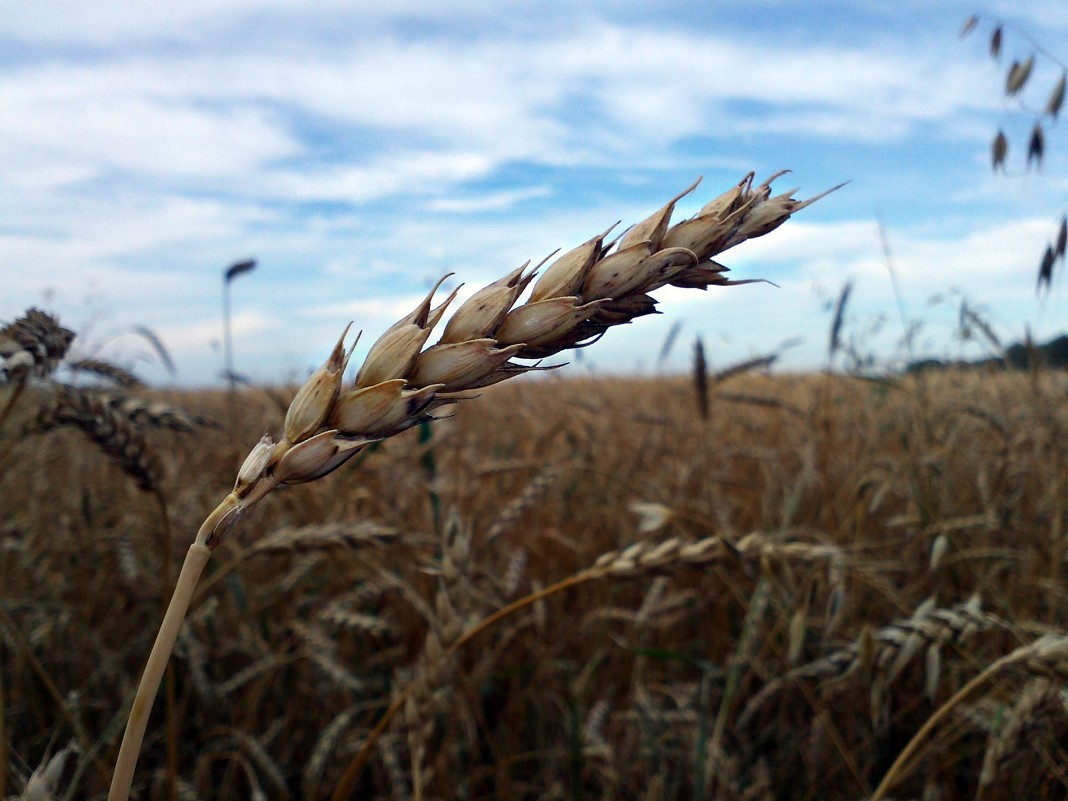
(426, 186, 553, 213)
(2, 0, 1060, 386)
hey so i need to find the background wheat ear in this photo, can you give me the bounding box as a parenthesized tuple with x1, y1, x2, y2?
(0, 308, 75, 383)
(0, 308, 76, 432)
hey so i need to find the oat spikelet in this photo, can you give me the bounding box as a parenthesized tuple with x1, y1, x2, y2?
(0, 308, 75, 382)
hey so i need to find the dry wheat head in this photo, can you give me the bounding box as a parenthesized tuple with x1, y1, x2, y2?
(0, 308, 75, 382)
(192, 172, 840, 549)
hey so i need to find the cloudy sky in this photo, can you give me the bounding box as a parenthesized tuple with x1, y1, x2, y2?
(4, 0, 1068, 385)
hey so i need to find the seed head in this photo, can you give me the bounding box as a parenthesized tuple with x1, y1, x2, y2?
(0, 308, 76, 382)
(529, 226, 615, 303)
(495, 297, 606, 348)
(234, 434, 275, 495)
(409, 340, 525, 391)
(284, 324, 352, 443)
(273, 429, 378, 484)
(439, 266, 532, 344)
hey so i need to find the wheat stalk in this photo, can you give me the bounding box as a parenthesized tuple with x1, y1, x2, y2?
(871, 633, 1068, 801)
(105, 171, 837, 801)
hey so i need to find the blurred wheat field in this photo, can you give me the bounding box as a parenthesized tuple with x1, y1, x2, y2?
(5, 367, 1068, 800)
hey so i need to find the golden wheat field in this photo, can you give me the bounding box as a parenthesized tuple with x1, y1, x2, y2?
(4, 361, 1068, 801)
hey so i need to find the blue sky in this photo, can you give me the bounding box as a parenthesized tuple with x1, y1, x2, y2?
(4, 0, 1068, 385)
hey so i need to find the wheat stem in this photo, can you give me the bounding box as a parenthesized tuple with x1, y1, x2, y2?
(869, 655, 1015, 801)
(107, 543, 212, 801)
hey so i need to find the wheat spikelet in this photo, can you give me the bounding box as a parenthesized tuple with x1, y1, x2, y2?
(27, 384, 161, 491)
(20, 744, 79, 801)
(67, 358, 144, 388)
(91, 391, 219, 432)
(0, 308, 75, 382)
(214, 655, 286, 697)
(303, 706, 363, 801)
(317, 589, 394, 637)
(692, 336, 710, 419)
(738, 594, 1004, 728)
(189, 747, 267, 801)
(871, 633, 1068, 801)
(175, 623, 215, 701)
(186, 730, 290, 801)
(498, 547, 528, 598)
(482, 466, 558, 544)
(581, 530, 842, 583)
(294, 620, 366, 693)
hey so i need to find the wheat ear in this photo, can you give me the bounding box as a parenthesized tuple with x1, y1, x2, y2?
(106, 172, 837, 801)
(0, 308, 75, 430)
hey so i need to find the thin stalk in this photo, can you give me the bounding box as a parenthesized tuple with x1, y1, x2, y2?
(152, 490, 178, 801)
(0, 630, 6, 800)
(107, 543, 211, 801)
(869, 656, 1013, 801)
(706, 579, 769, 798)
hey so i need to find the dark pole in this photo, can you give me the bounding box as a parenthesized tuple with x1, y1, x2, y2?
(223, 259, 256, 390)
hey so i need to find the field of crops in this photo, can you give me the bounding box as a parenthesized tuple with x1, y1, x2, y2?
(5, 354, 1068, 800)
